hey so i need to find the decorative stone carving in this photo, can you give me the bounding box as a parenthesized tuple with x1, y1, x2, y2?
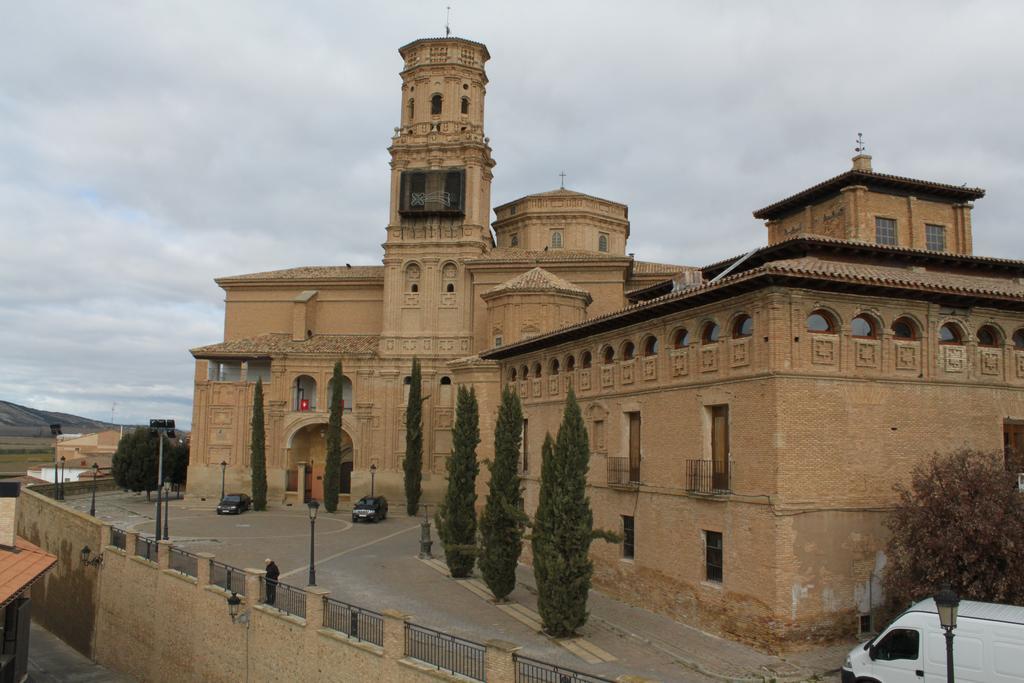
(385, 339, 395, 351)
(440, 293, 456, 308)
(1017, 353, 1024, 378)
(671, 349, 688, 377)
(532, 379, 542, 398)
(600, 366, 614, 388)
(895, 343, 919, 371)
(209, 427, 232, 445)
(435, 408, 453, 429)
(548, 377, 559, 395)
(212, 385, 236, 406)
(701, 347, 718, 373)
(621, 360, 635, 385)
(212, 409, 233, 425)
(579, 370, 591, 391)
(855, 341, 879, 368)
(642, 357, 657, 381)
(402, 339, 417, 351)
(980, 350, 1001, 376)
(812, 337, 836, 365)
(943, 346, 966, 373)
(731, 339, 749, 367)
(404, 292, 420, 307)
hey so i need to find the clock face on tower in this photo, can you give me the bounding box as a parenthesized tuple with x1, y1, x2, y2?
(399, 169, 465, 215)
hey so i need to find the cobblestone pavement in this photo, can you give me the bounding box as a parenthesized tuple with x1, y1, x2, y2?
(64, 490, 852, 682)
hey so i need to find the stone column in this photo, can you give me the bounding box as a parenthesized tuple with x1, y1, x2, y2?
(244, 568, 266, 606)
(124, 530, 139, 556)
(195, 552, 214, 588)
(157, 540, 172, 569)
(304, 586, 330, 628)
(484, 639, 519, 683)
(380, 609, 410, 669)
(98, 523, 112, 549)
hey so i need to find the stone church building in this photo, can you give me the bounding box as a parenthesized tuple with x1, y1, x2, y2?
(189, 36, 1024, 642)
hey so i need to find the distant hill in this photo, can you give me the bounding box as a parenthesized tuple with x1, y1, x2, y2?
(0, 400, 118, 437)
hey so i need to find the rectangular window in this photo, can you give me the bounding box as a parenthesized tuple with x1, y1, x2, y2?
(925, 224, 946, 251)
(875, 217, 897, 245)
(551, 230, 563, 249)
(494, 335, 503, 348)
(704, 530, 723, 583)
(522, 419, 529, 473)
(622, 516, 635, 559)
(510, 233, 519, 247)
(710, 405, 730, 491)
(598, 232, 609, 252)
(627, 411, 641, 483)
(399, 169, 465, 214)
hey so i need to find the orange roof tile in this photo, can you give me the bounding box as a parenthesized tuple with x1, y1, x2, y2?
(0, 538, 57, 609)
(191, 333, 379, 358)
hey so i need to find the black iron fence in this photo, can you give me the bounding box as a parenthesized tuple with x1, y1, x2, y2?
(210, 560, 246, 595)
(262, 578, 306, 619)
(404, 622, 486, 681)
(135, 536, 157, 562)
(110, 527, 126, 550)
(169, 547, 200, 578)
(606, 456, 640, 487)
(322, 597, 384, 646)
(514, 654, 613, 683)
(685, 459, 730, 494)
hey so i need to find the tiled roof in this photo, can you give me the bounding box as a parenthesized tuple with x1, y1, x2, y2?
(191, 334, 379, 358)
(466, 249, 628, 265)
(0, 537, 56, 609)
(753, 169, 985, 220)
(632, 261, 692, 276)
(493, 187, 626, 211)
(485, 267, 591, 299)
(216, 265, 384, 284)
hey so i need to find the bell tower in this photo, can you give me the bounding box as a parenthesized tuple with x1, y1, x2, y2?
(381, 37, 496, 356)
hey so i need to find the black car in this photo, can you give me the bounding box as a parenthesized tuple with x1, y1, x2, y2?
(216, 493, 252, 515)
(351, 496, 388, 523)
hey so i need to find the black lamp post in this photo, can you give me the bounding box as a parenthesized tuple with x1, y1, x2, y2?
(935, 586, 960, 683)
(370, 463, 377, 497)
(58, 456, 66, 501)
(149, 419, 176, 541)
(162, 483, 170, 540)
(89, 463, 99, 516)
(307, 499, 320, 586)
(50, 423, 62, 500)
(220, 460, 227, 500)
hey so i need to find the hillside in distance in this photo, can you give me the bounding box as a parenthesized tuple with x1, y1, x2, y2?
(0, 400, 118, 437)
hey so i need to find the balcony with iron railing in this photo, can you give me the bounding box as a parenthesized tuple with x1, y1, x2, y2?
(685, 459, 731, 495)
(606, 456, 640, 489)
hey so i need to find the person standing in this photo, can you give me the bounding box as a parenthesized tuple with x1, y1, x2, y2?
(264, 558, 280, 606)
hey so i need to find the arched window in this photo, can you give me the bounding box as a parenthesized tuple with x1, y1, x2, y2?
(442, 263, 457, 293)
(672, 328, 691, 349)
(440, 376, 452, 385)
(326, 376, 354, 413)
(549, 358, 560, 375)
(551, 231, 563, 249)
(1014, 329, 1024, 350)
(403, 375, 412, 402)
(621, 341, 636, 361)
(509, 367, 517, 381)
(439, 376, 453, 406)
(566, 355, 576, 371)
(446, 283, 454, 293)
(851, 314, 878, 339)
(580, 351, 592, 369)
(521, 364, 530, 379)
(292, 375, 317, 412)
(407, 98, 414, 119)
(892, 317, 918, 340)
(431, 93, 442, 115)
(939, 323, 963, 345)
(598, 233, 609, 252)
(405, 263, 421, 293)
(601, 346, 615, 364)
(642, 335, 659, 356)
(461, 97, 469, 115)
(806, 310, 836, 334)
(701, 322, 721, 344)
(532, 361, 542, 377)
(732, 314, 753, 338)
(976, 325, 1000, 347)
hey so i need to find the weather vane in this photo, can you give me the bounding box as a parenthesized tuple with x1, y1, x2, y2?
(559, 170, 566, 189)
(445, 6, 451, 37)
(855, 132, 866, 154)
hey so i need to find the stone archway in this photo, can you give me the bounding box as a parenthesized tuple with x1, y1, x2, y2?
(287, 424, 354, 501)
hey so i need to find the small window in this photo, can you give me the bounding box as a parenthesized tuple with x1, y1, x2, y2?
(939, 323, 962, 344)
(732, 315, 753, 338)
(859, 614, 873, 635)
(977, 325, 999, 347)
(532, 361, 542, 377)
(410, 283, 419, 293)
(851, 314, 877, 339)
(431, 93, 442, 115)
(701, 322, 721, 344)
(440, 376, 452, 385)
(549, 358, 560, 375)
(642, 335, 659, 356)
(875, 217, 898, 246)
(622, 516, 635, 559)
(621, 341, 636, 361)
(446, 283, 455, 293)
(407, 98, 414, 119)
(602, 346, 615, 364)
(551, 230, 563, 249)
(461, 97, 469, 115)
(566, 355, 576, 371)
(704, 531, 723, 583)
(581, 351, 592, 369)
(806, 310, 836, 334)
(874, 629, 920, 662)
(1014, 329, 1024, 350)
(598, 233, 609, 252)
(509, 367, 517, 381)
(925, 224, 946, 252)
(495, 335, 503, 348)
(892, 317, 918, 340)
(521, 364, 530, 379)
(672, 328, 691, 349)
(510, 233, 519, 247)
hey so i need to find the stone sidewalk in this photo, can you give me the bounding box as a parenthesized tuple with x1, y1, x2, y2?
(28, 622, 134, 682)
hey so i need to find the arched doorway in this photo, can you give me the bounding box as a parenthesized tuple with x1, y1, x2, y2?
(288, 424, 353, 502)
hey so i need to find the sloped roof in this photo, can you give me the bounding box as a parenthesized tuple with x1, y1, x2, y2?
(632, 261, 693, 276)
(466, 248, 628, 265)
(216, 265, 384, 284)
(0, 537, 57, 609)
(191, 334, 379, 358)
(484, 267, 591, 300)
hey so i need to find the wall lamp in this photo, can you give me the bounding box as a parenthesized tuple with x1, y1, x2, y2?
(227, 592, 249, 625)
(80, 545, 103, 567)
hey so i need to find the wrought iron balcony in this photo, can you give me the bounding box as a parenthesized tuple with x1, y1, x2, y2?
(606, 456, 640, 489)
(685, 459, 731, 495)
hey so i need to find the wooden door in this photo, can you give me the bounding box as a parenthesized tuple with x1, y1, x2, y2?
(628, 412, 641, 482)
(340, 462, 353, 494)
(711, 406, 729, 490)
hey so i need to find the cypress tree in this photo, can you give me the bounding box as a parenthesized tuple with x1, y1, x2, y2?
(479, 385, 525, 601)
(250, 377, 268, 510)
(436, 385, 480, 578)
(532, 388, 611, 637)
(404, 357, 423, 516)
(324, 361, 344, 512)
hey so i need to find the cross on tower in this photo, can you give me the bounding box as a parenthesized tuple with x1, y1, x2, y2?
(559, 171, 566, 189)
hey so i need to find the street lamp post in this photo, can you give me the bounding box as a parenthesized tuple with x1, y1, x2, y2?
(220, 460, 227, 500)
(50, 424, 62, 500)
(149, 419, 176, 541)
(307, 500, 320, 586)
(370, 463, 377, 497)
(418, 504, 433, 559)
(89, 463, 99, 517)
(58, 456, 66, 501)
(163, 483, 170, 540)
(935, 586, 960, 683)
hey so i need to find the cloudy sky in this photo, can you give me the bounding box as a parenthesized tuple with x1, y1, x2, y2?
(2, 1, 1023, 428)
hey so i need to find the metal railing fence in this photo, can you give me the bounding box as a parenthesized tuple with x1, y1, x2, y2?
(110, 527, 127, 550)
(685, 459, 730, 494)
(168, 547, 199, 577)
(135, 536, 157, 562)
(262, 578, 306, 619)
(322, 597, 384, 646)
(210, 560, 246, 595)
(606, 456, 640, 487)
(404, 622, 486, 681)
(513, 654, 613, 683)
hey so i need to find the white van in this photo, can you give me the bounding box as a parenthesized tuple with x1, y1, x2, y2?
(842, 598, 1024, 682)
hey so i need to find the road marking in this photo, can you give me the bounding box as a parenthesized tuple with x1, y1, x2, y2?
(279, 523, 420, 579)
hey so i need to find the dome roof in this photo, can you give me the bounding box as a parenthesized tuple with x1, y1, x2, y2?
(483, 267, 592, 302)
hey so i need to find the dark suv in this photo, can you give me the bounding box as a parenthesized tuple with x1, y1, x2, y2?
(216, 493, 252, 515)
(351, 496, 388, 523)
